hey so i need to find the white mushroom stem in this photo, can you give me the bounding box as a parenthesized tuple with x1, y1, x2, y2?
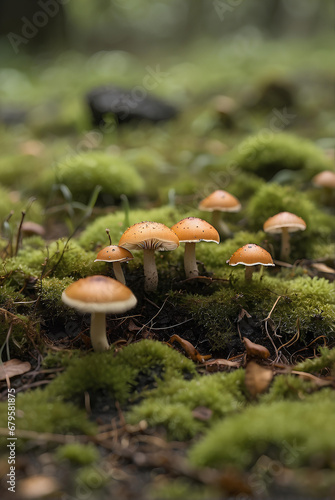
(90, 312, 109, 352)
(143, 248, 158, 292)
(212, 211, 231, 237)
(280, 228, 291, 261)
(245, 266, 255, 281)
(184, 242, 199, 278)
(112, 262, 126, 285)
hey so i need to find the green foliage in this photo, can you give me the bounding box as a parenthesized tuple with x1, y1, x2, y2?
(230, 132, 331, 180)
(56, 443, 99, 465)
(128, 369, 246, 440)
(189, 390, 335, 469)
(56, 151, 144, 203)
(261, 375, 315, 403)
(48, 340, 196, 405)
(0, 186, 43, 226)
(39, 277, 76, 319)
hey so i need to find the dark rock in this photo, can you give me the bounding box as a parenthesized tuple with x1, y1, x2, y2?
(0, 106, 27, 125)
(86, 86, 178, 128)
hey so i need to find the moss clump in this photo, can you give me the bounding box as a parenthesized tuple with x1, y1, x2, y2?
(295, 347, 335, 374)
(230, 132, 331, 180)
(5, 239, 104, 280)
(247, 183, 335, 259)
(56, 443, 99, 465)
(149, 479, 219, 500)
(177, 274, 335, 351)
(128, 369, 246, 440)
(39, 276, 76, 319)
(56, 151, 144, 203)
(0, 154, 45, 190)
(48, 340, 196, 405)
(0, 389, 96, 447)
(189, 390, 335, 469)
(0, 313, 33, 358)
(260, 374, 316, 404)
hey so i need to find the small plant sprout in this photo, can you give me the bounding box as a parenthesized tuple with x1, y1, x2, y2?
(94, 229, 133, 284)
(171, 217, 219, 278)
(118, 221, 179, 292)
(263, 212, 306, 261)
(61, 276, 137, 352)
(198, 190, 241, 236)
(227, 244, 274, 281)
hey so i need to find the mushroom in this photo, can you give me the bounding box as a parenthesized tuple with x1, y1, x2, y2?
(263, 212, 306, 261)
(61, 275, 137, 352)
(312, 170, 335, 204)
(227, 244, 274, 281)
(171, 217, 219, 278)
(21, 221, 45, 238)
(198, 190, 241, 236)
(94, 245, 133, 285)
(118, 221, 179, 292)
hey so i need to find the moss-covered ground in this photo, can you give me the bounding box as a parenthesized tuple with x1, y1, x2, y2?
(0, 35, 334, 499)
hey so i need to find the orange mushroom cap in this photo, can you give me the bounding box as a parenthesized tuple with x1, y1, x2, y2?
(119, 221, 179, 251)
(312, 170, 335, 189)
(263, 212, 306, 234)
(198, 190, 241, 213)
(62, 275, 137, 313)
(171, 217, 220, 243)
(95, 245, 133, 263)
(227, 244, 274, 267)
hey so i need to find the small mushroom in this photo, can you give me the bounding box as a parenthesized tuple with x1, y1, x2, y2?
(198, 190, 241, 236)
(263, 212, 306, 261)
(94, 245, 133, 285)
(312, 170, 335, 204)
(227, 244, 274, 281)
(171, 217, 219, 278)
(21, 221, 45, 238)
(61, 275, 137, 352)
(118, 221, 179, 292)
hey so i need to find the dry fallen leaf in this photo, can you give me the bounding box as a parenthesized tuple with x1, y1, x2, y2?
(0, 359, 31, 381)
(192, 406, 213, 421)
(310, 263, 335, 274)
(245, 361, 273, 397)
(203, 358, 240, 372)
(243, 337, 270, 360)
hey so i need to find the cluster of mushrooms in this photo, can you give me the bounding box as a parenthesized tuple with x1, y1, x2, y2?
(61, 188, 308, 352)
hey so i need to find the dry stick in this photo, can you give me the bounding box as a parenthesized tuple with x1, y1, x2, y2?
(263, 295, 283, 361)
(14, 211, 26, 257)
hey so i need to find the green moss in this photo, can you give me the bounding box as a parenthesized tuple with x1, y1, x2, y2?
(230, 132, 332, 180)
(39, 277, 76, 319)
(128, 369, 246, 440)
(0, 186, 43, 226)
(149, 479, 219, 500)
(0, 389, 96, 449)
(42, 349, 81, 369)
(0, 154, 45, 190)
(56, 443, 99, 465)
(75, 465, 109, 491)
(48, 340, 196, 405)
(261, 374, 316, 404)
(295, 347, 335, 374)
(189, 390, 335, 469)
(56, 151, 144, 203)
(0, 313, 32, 358)
(176, 274, 335, 350)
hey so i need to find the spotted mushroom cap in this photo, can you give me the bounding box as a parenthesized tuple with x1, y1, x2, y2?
(94, 245, 133, 263)
(263, 212, 306, 234)
(227, 244, 274, 267)
(171, 217, 220, 243)
(198, 190, 241, 213)
(61, 275, 137, 314)
(118, 221, 179, 251)
(312, 170, 335, 189)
